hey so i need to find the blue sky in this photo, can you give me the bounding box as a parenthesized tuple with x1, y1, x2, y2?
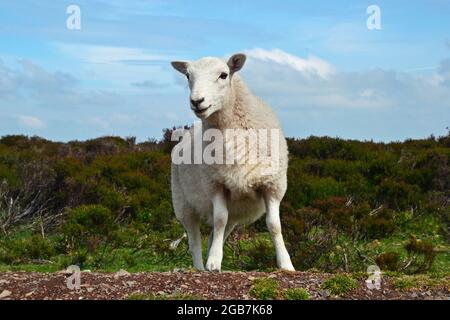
(0, 0, 449, 142)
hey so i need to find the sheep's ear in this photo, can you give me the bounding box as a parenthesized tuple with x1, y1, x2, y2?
(227, 54, 246, 73)
(171, 61, 189, 74)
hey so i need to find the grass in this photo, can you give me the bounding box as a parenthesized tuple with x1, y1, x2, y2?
(249, 278, 279, 300)
(0, 214, 448, 277)
(0, 263, 61, 273)
(283, 288, 310, 300)
(391, 274, 450, 292)
(322, 274, 358, 296)
(0, 231, 272, 273)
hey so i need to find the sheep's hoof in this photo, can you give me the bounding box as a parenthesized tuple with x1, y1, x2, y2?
(280, 267, 296, 272)
(279, 261, 295, 271)
(205, 257, 222, 272)
(194, 266, 205, 271)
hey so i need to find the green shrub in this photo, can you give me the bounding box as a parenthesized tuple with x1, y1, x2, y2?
(249, 278, 279, 300)
(65, 248, 89, 267)
(244, 239, 276, 271)
(282, 207, 335, 271)
(375, 179, 422, 211)
(96, 185, 128, 211)
(375, 252, 400, 271)
(404, 236, 437, 273)
(0, 234, 56, 264)
(283, 288, 310, 300)
(359, 208, 396, 240)
(1, 132, 449, 274)
(392, 275, 445, 291)
(62, 205, 115, 251)
(308, 177, 346, 201)
(322, 274, 358, 296)
(137, 199, 173, 229)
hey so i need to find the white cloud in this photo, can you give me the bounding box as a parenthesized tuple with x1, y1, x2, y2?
(240, 50, 450, 140)
(18, 116, 45, 129)
(0, 59, 77, 99)
(0, 58, 124, 109)
(245, 48, 335, 79)
(131, 80, 167, 88)
(242, 50, 450, 110)
(359, 89, 376, 98)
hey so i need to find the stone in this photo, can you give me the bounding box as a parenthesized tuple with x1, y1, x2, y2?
(114, 269, 131, 279)
(0, 290, 12, 299)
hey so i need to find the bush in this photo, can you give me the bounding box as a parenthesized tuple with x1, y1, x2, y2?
(283, 288, 310, 300)
(375, 179, 422, 211)
(359, 208, 396, 239)
(249, 278, 279, 300)
(322, 274, 358, 296)
(244, 239, 276, 271)
(392, 275, 445, 291)
(375, 252, 400, 271)
(137, 199, 173, 230)
(283, 207, 336, 271)
(0, 234, 56, 264)
(62, 205, 115, 252)
(283, 197, 397, 271)
(0, 132, 448, 274)
(404, 236, 437, 273)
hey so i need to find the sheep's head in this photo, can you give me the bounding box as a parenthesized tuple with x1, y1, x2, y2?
(171, 53, 246, 119)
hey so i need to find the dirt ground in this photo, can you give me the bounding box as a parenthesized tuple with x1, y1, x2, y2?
(0, 270, 448, 300)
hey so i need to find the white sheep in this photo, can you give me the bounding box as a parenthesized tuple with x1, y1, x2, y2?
(170, 54, 294, 271)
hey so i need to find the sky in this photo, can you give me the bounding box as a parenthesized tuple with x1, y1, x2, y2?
(0, 0, 449, 142)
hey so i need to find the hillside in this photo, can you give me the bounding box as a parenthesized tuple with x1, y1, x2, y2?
(0, 130, 449, 280)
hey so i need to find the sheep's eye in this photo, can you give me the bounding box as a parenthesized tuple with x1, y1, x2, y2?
(186, 73, 190, 80)
(219, 72, 228, 80)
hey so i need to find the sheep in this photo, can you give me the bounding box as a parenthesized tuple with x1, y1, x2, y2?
(170, 53, 295, 271)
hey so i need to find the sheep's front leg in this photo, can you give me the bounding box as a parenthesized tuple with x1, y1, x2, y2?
(206, 191, 228, 271)
(207, 223, 236, 256)
(264, 194, 295, 271)
(181, 214, 204, 270)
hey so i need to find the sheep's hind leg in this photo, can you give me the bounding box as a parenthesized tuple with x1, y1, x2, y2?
(206, 191, 229, 271)
(181, 213, 204, 271)
(264, 194, 295, 271)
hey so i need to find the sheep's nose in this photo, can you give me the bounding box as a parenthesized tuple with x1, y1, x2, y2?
(190, 97, 205, 108)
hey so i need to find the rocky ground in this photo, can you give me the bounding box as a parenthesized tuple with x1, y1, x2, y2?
(0, 270, 448, 300)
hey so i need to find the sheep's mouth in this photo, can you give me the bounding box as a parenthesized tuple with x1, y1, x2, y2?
(194, 105, 211, 116)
